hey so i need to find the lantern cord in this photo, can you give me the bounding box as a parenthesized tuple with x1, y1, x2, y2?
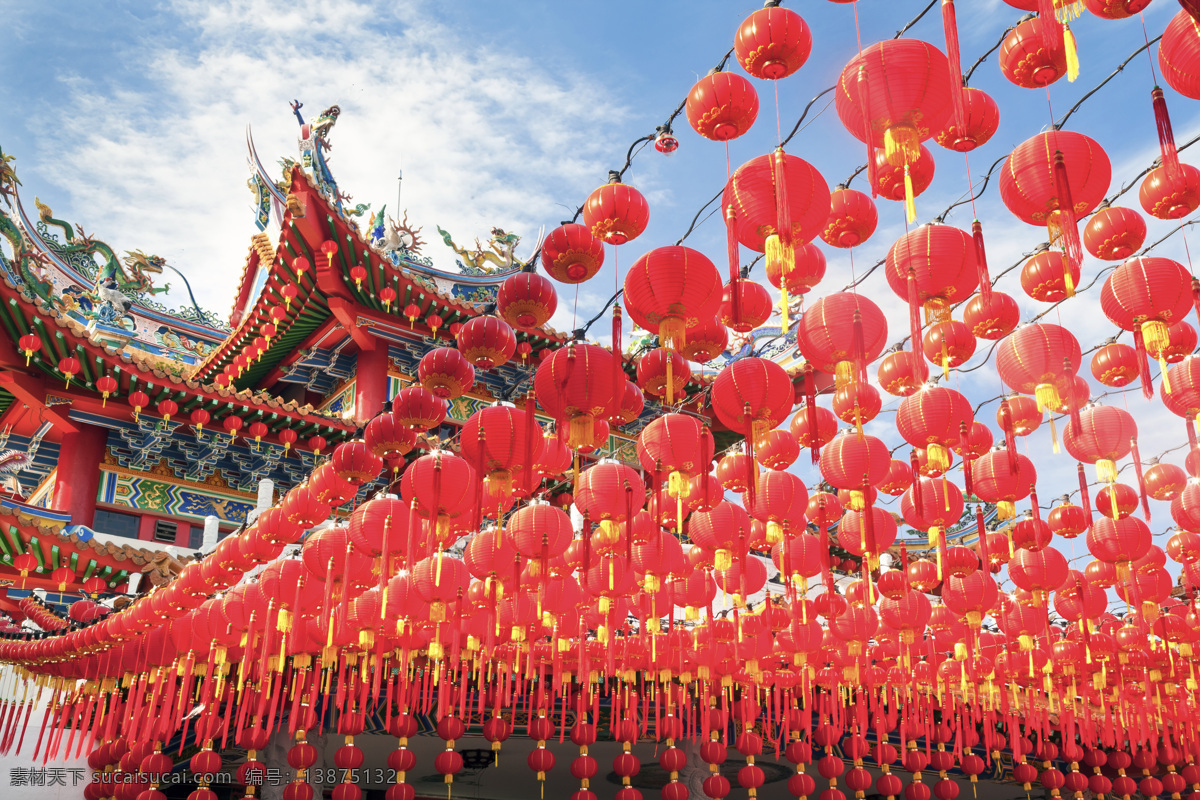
(1138, 13, 1159, 86)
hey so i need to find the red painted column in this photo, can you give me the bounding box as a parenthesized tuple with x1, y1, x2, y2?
(174, 521, 192, 548)
(138, 514, 156, 542)
(50, 422, 107, 528)
(354, 341, 390, 421)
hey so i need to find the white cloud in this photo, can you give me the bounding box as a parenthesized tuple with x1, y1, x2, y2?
(23, 0, 627, 316)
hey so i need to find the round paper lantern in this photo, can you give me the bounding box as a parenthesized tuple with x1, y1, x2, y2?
(534, 343, 617, 450)
(686, 71, 759, 141)
(1160, 10, 1200, 100)
(1101, 256, 1193, 378)
(1088, 515, 1152, 563)
(1140, 162, 1200, 220)
(1084, 206, 1146, 260)
(921, 320, 976, 374)
(870, 144, 935, 202)
(1021, 250, 1079, 303)
(962, 290, 1020, 341)
(718, 280, 773, 333)
(460, 403, 544, 499)
(497, 273, 557, 329)
(896, 387, 974, 473)
(796, 292, 889, 380)
(933, 87, 1000, 152)
(1064, 405, 1137, 483)
(636, 348, 690, 405)
(1084, 0, 1151, 18)
(419, 348, 475, 399)
(542, 223, 604, 284)
(821, 187, 878, 248)
(710, 357, 794, 444)
(885, 223, 979, 343)
(768, 241, 825, 297)
(734, 5, 812, 80)
(999, 17, 1068, 89)
(995, 323, 1082, 411)
(582, 178, 649, 245)
(819, 431, 891, 490)
(679, 317, 729, 363)
(1090, 341, 1139, 387)
(971, 450, 1037, 520)
(623, 246, 723, 350)
(636, 413, 714, 484)
(456, 315, 517, 369)
(877, 350, 924, 397)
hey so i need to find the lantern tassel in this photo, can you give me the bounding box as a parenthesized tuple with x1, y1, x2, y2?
(1152, 86, 1180, 181)
(1077, 463, 1093, 525)
(1051, 151, 1084, 272)
(971, 220, 993, 305)
(1131, 437, 1151, 523)
(998, 399, 1021, 475)
(975, 506, 989, 573)
(907, 268, 923, 365)
(773, 147, 794, 273)
(1038, 0, 1064, 52)
(942, 0, 965, 133)
(856, 66, 878, 197)
(805, 367, 819, 466)
(725, 206, 742, 325)
(903, 164, 917, 223)
(1063, 24, 1080, 82)
(1133, 325, 1155, 399)
(611, 304, 623, 418)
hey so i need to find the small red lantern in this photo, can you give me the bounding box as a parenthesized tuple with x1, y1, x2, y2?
(1021, 250, 1079, 302)
(581, 176, 649, 245)
(403, 303, 421, 326)
(278, 428, 298, 451)
(541, 223, 605, 283)
(679, 316, 729, 363)
(718, 279, 772, 333)
(379, 286, 397, 309)
(1140, 162, 1200, 220)
(96, 374, 118, 406)
(223, 416, 245, 438)
(281, 283, 299, 307)
(58, 356, 81, 388)
(934, 86, 1000, 152)
(128, 390, 149, 419)
(1084, 205, 1146, 260)
(456, 316, 516, 369)
(190, 408, 211, 433)
(419, 347, 476, 399)
(870, 143, 935, 204)
(349, 264, 367, 288)
(734, 5, 812, 80)
(497, 273, 557, 330)
(156, 399, 178, 423)
(427, 313, 443, 335)
(999, 17, 1068, 89)
(248, 421, 269, 442)
(962, 290, 1020, 340)
(636, 348, 690, 406)
(308, 435, 328, 456)
(1090, 341, 1138, 387)
(18, 333, 39, 365)
(319, 240, 338, 267)
(821, 186, 877, 248)
(686, 71, 759, 141)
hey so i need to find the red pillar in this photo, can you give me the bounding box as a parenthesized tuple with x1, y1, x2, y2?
(50, 422, 107, 528)
(354, 341, 390, 421)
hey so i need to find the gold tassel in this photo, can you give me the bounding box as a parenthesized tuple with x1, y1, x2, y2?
(1063, 24, 1080, 83)
(1063, 259, 1075, 297)
(781, 285, 789, 334)
(884, 126, 921, 167)
(904, 164, 917, 223)
(666, 353, 674, 406)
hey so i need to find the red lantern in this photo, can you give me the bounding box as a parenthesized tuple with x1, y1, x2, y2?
(999, 130, 1111, 275)
(717, 280, 772, 333)
(1101, 256, 1193, 390)
(1160, 10, 1200, 100)
(456, 315, 516, 369)
(999, 17, 1069, 89)
(1140, 162, 1200, 220)
(401, 452, 476, 537)
(870, 144, 935, 203)
(419, 347, 475, 399)
(96, 374, 117, 406)
(796, 292, 888, 384)
(58, 356, 81, 387)
(1145, 461, 1187, 501)
(933, 86, 1000, 152)
(222, 416, 244, 437)
(711, 357, 794, 444)
(623, 246, 723, 350)
(156, 399, 178, 423)
(582, 177, 649, 245)
(541, 223, 604, 284)
(768, 241, 825, 299)
(1091, 341, 1139, 387)
(1021, 250, 1079, 303)
(308, 435, 327, 456)
(896, 387, 974, 474)
(460, 402, 544, 500)
(1048, 501, 1088, 539)
(821, 187, 877, 248)
(278, 428, 298, 451)
(835, 39, 955, 221)
(636, 348, 690, 406)
(1084, 0, 1151, 17)
(995, 323, 1081, 413)
(497, 273, 557, 329)
(921, 320, 976, 377)
(678, 317, 729, 363)
(17, 332, 39, 364)
(686, 71, 759, 141)
(1084, 205, 1146, 260)
(962, 290, 1020, 341)
(734, 6, 812, 80)
(1064, 405, 1137, 485)
(971, 450, 1037, 521)
(534, 342, 618, 450)
(248, 421, 268, 442)
(877, 350, 925, 397)
(819, 431, 891, 490)
(365, 412, 416, 459)
(392, 385, 448, 430)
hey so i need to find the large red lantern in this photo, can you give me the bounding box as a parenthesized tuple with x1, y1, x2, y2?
(821, 187, 877, 249)
(497, 273, 557, 330)
(1139, 162, 1200, 220)
(534, 342, 618, 450)
(971, 450, 1037, 521)
(400, 451, 477, 537)
(1090, 342, 1139, 388)
(686, 71, 759, 141)
(679, 317, 729, 363)
(734, 6, 812, 80)
(581, 177, 649, 245)
(623, 246, 723, 351)
(418, 348, 475, 399)
(1160, 10, 1200, 100)
(999, 18, 1069, 89)
(710, 357, 794, 445)
(392, 385, 448, 430)
(1084, 206, 1146, 260)
(995, 323, 1082, 414)
(999, 130, 1111, 274)
(835, 39, 955, 221)
(456, 315, 517, 369)
(1065, 404, 1137, 486)
(896, 387, 973, 474)
(933, 87, 1000, 152)
(541, 223, 604, 284)
(1100, 256, 1194, 392)
(962, 290, 1020, 341)
(460, 403, 544, 500)
(885, 223, 980, 351)
(796, 292, 888, 386)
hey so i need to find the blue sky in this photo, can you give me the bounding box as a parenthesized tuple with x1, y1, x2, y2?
(3, 0, 1200, 583)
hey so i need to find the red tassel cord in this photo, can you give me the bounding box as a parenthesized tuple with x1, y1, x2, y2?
(942, 0, 966, 133)
(1153, 87, 1182, 181)
(1133, 324, 1155, 399)
(998, 398, 1020, 475)
(1051, 150, 1084, 277)
(1038, 0, 1064, 52)
(971, 220, 993, 305)
(1077, 463, 1093, 525)
(975, 506, 990, 573)
(1132, 437, 1151, 522)
(907, 268, 923, 358)
(909, 452, 925, 519)
(1029, 485, 1042, 522)
(611, 304, 624, 421)
(805, 367, 819, 465)
(725, 206, 742, 325)
(856, 66, 878, 197)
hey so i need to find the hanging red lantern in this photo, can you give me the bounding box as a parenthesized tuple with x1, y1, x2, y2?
(767, 241, 825, 299)
(886, 223, 980, 356)
(711, 357, 795, 444)
(995, 323, 1082, 414)
(999, 130, 1111, 277)
(58, 356, 81, 387)
(832, 381, 882, 433)
(1160, 10, 1200, 100)
(378, 285, 396, 310)
(877, 350, 925, 397)
(1100, 256, 1193, 391)
(392, 385, 448, 430)
(679, 317, 729, 363)
(1021, 250, 1079, 303)
(1048, 501, 1088, 539)
(1000, 17, 1069, 89)
(821, 187, 877, 248)
(349, 264, 367, 289)
(1090, 341, 1139, 387)
(1164, 320, 1198, 363)
(933, 87, 1000, 152)
(1145, 460, 1187, 501)
(456, 315, 517, 369)
(582, 175, 650, 245)
(365, 412, 417, 459)
(418, 347, 476, 399)
(623, 246, 723, 350)
(400, 451, 476, 537)
(497, 273, 557, 329)
(686, 70, 759, 141)
(278, 428, 298, 451)
(921, 320, 976, 376)
(308, 435, 327, 456)
(1064, 404, 1137, 484)
(796, 292, 889, 385)
(541, 223, 604, 284)
(962, 290, 1020, 340)
(332, 440, 384, 485)
(897, 387, 974, 474)
(1084, 205, 1147, 260)
(96, 374, 117, 406)
(1140, 162, 1200, 220)
(460, 402, 544, 501)
(534, 342, 619, 450)
(734, 5, 812, 80)
(870, 144, 935, 204)
(17, 332, 39, 364)
(971, 450, 1038, 521)
(1084, 0, 1151, 17)
(247, 421, 268, 442)
(222, 415, 244, 438)
(636, 348, 690, 406)
(718, 280, 773, 333)
(819, 431, 892, 491)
